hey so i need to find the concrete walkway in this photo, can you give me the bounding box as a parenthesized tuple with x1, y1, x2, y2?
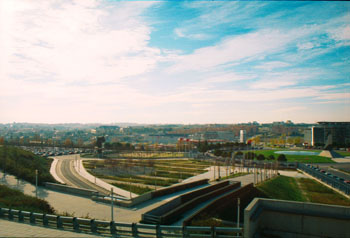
(0, 219, 102, 237)
(49, 158, 65, 184)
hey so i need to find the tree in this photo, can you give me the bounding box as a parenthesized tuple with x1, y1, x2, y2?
(244, 152, 256, 160)
(277, 154, 287, 162)
(234, 151, 243, 159)
(257, 154, 265, 161)
(64, 138, 73, 147)
(214, 149, 222, 156)
(268, 154, 275, 160)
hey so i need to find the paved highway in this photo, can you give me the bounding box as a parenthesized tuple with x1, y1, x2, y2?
(316, 163, 350, 180)
(55, 155, 110, 195)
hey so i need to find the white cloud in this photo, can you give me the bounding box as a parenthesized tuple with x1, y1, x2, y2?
(329, 26, 350, 45)
(0, 0, 161, 86)
(297, 42, 316, 50)
(168, 28, 306, 73)
(255, 61, 291, 71)
(273, 106, 306, 113)
(174, 28, 185, 37)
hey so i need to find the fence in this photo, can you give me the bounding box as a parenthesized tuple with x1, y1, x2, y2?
(0, 207, 243, 237)
(298, 163, 350, 195)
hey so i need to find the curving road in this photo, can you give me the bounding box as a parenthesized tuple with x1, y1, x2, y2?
(55, 155, 109, 196)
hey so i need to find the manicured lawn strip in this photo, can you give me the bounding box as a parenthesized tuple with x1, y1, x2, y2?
(337, 151, 350, 156)
(257, 176, 306, 201)
(149, 170, 194, 179)
(218, 172, 250, 181)
(298, 178, 350, 206)
(91, 171, 179, 186)
(0, 185, 54, 214)
(110, 182, 153, 195)
(153, 165, 205, 173)
(246, 150, 334, 163)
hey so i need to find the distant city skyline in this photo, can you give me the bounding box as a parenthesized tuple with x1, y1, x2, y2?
(0, 1, 349, 124)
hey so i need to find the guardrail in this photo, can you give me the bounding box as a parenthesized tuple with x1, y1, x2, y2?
(298, 163, 350, 195)
(0, 207, 243, 237)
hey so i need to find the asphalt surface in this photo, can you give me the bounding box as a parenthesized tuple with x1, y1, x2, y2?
(56, 155, 110, 195)
(315, 163, 350, 180)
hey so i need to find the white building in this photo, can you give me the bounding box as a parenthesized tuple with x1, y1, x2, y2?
(240, 130, 246, 143)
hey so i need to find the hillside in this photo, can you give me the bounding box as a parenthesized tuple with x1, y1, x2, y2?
(0, 146, 55, 185)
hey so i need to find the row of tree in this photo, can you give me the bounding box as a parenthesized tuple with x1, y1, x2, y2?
(215, 151, 287, 162)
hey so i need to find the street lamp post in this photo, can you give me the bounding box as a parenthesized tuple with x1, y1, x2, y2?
(111, 188, 114, 222)
(35, 170, 38, 198)
(237, 198, 240, 228)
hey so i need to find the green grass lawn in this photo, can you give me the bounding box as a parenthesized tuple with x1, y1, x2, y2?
(111, 182, 153, 195)
(337, 151, 350, 157)
(250, 150, 334, 163)
(0, 185, 55, 213)
(257, 175, 305, 201)
(257, 175, 350, 206)
(218, 172, 250, 181)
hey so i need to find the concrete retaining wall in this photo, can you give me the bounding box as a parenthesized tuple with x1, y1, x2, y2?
(244, 198, 350, 238)
(183, 183, 256, 226)
(91, 179, 209, 208)
(161, 182, 241, 225)
(44, 182, 98, 198)
(142, 181, 237, 224)
(151, 179, 209, 198)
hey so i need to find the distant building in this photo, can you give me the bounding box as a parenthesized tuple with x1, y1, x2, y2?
(304, 122, 350, 147)
(240, 130, 246, 143)
(201, 131, 218, 140)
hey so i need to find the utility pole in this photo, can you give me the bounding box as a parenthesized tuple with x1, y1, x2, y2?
(237, 198, 240, 228)
(129, 178, 132, 199)
(111, 188, 114, 222)
(254, 164, 256, 184)
(35, 170, 38, 198)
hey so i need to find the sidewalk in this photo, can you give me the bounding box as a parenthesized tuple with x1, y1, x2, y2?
(0, 219, 102, 237)
(49, 158, 65, 184)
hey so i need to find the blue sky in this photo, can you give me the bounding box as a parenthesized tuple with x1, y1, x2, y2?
(0, 0, 349, 124)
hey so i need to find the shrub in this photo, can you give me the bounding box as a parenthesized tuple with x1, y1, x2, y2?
(277, 154, 287, 162)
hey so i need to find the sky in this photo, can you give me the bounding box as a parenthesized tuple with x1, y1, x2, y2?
(0, 0, 349, 124)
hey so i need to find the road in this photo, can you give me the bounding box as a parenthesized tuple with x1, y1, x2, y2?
(55, 155, 110, 195)
(316, 163, 350, 180)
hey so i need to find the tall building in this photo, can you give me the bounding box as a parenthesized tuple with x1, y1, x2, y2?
(304, 122, 350, 147)
(240, 130, 246, 143)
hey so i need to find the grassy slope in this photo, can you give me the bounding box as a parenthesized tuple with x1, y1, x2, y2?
(0, 185, 55, 213)
(0, 146, 55, 185)
(257, 175, 305, 201)
(257, 175, 350, 206)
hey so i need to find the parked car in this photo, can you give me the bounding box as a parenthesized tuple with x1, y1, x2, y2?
(344, 180, 350, 184)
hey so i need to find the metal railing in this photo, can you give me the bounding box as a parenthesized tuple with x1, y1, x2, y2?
(0, 207, 243, 237)
(298, 163, 350, 195)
